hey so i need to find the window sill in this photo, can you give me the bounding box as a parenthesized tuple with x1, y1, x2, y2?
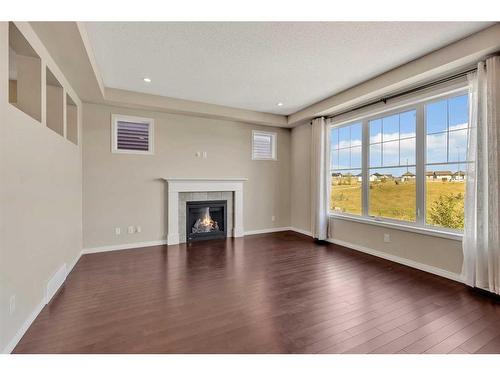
(328, 213, 463, 241)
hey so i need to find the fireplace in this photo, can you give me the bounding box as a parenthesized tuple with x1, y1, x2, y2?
(164, 178, 246, 245)
(186, 200, 227, 242)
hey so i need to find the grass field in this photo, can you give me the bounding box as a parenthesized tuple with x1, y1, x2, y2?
(330, 178, 465, 228)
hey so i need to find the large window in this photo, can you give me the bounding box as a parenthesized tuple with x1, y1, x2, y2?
(328, 88, 469, 233)
(330, 122, 362, 215)
(425, 95, 469, 229)
(368, 110, 416, 222)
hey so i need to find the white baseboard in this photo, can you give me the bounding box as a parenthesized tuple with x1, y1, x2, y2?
(290, 227, 313, 237)
(85, 230, 307, 252)
(1, 297, 45, 354)
(2, 249, 83, 354)
(244, 227, 292, 236)
(243, 227, 312, 237)
(67, 250, 82, 276)
(46, 263, 67, 304)
(253, 227, 462, 284)
(82, 240, 168, 254)
(166, 233, 179, 245)
(328, 238, 465, 283)
(233, 226, 245, 237)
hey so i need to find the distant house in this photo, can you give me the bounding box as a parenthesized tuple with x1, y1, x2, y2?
(453, 171, 466, 181)
(369, 172, 393, 182)
(426, 171, 453, 181)
(356, 173, 363, 182)
(401, 171, 415, 182)
(369, 172, 383, 182)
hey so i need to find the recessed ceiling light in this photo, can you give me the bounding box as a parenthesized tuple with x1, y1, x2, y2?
(277, 102, 284, 107)
(143, 77, 152, 83)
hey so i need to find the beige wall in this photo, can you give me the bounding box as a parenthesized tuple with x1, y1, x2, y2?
(330, 219, 463, 274)
(46, 83, 64, 136)
(66, 100, 78, 145)
(14, 54, 41, 122)
(82, 102, 291, 249)
(0, 22, 82, 353)
(8, 79, 16, 103)
(290, 123, 311, 233)
(290, 119, 464, 275)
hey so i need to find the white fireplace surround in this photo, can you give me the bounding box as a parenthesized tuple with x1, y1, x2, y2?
(164, 178, 247, 245)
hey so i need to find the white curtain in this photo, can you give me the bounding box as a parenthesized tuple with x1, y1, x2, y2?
(463, 56, 500, 293)
(311, 117, 328, 240)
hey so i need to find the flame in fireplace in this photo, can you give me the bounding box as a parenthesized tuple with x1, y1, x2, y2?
(202, 209, 213, 226)
(192, 207, 219, 233)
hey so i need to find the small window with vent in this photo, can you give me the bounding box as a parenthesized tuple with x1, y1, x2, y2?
(252, 130, 277, 160)
(111, 114, 154, 155)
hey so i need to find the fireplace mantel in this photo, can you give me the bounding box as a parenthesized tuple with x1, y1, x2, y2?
(163, 178, 247, 245)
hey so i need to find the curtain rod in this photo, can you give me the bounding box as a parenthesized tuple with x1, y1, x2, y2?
(315, 67, 477, 122)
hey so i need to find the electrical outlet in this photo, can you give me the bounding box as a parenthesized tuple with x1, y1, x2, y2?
(9, 295, 16, 315)
(384, 233, 391, 243)
(195, 151, 201, 158)
(115, 227, 121, 235)
(136, 226, 142, 233)
(203, 151, 207, 159)
(271, 215, 276, 222)
(128, 226, 134, 234)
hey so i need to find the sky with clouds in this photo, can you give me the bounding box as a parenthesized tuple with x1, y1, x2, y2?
(330, 94, 469, 177)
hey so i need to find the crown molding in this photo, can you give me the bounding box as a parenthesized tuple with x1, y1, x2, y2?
(99, 87, 289, 127)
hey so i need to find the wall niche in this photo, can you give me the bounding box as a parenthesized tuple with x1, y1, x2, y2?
(46, 67, 64, 137)
(8, 22, 42, 122)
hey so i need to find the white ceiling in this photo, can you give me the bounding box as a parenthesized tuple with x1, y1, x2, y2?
(85, 22, 492, 115)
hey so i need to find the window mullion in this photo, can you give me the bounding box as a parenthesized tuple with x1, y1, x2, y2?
(416, 103, 425, 225)
(362, 119, 369, 217)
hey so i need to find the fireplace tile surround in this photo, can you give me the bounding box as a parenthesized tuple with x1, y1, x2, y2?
(163, 178, 247, 245)
(179, 192, 233, 243)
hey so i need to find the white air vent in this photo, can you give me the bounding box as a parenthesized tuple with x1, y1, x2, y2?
(111, 114, 154, 154)
(252, 130, 277, 160)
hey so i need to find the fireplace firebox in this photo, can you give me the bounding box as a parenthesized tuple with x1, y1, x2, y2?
(186, 200, 227, 242)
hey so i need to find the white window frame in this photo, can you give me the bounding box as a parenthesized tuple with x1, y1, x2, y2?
(327, 80, 469, 241)
(111, 114, 154, 155)
(252, 130, 277, 161)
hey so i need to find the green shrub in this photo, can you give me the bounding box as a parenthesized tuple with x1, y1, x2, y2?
(428, 193, 464, 229)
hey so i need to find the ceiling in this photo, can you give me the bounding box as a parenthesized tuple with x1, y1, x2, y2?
(84, 22, 492, 116)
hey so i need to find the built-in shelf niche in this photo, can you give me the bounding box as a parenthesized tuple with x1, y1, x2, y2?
(66, 94, 78, 145)
(8, 22, 42, 122)
(46, 67, 64, 137)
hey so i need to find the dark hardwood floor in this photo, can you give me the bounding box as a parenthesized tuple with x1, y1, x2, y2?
(13, 231, 500, 354)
